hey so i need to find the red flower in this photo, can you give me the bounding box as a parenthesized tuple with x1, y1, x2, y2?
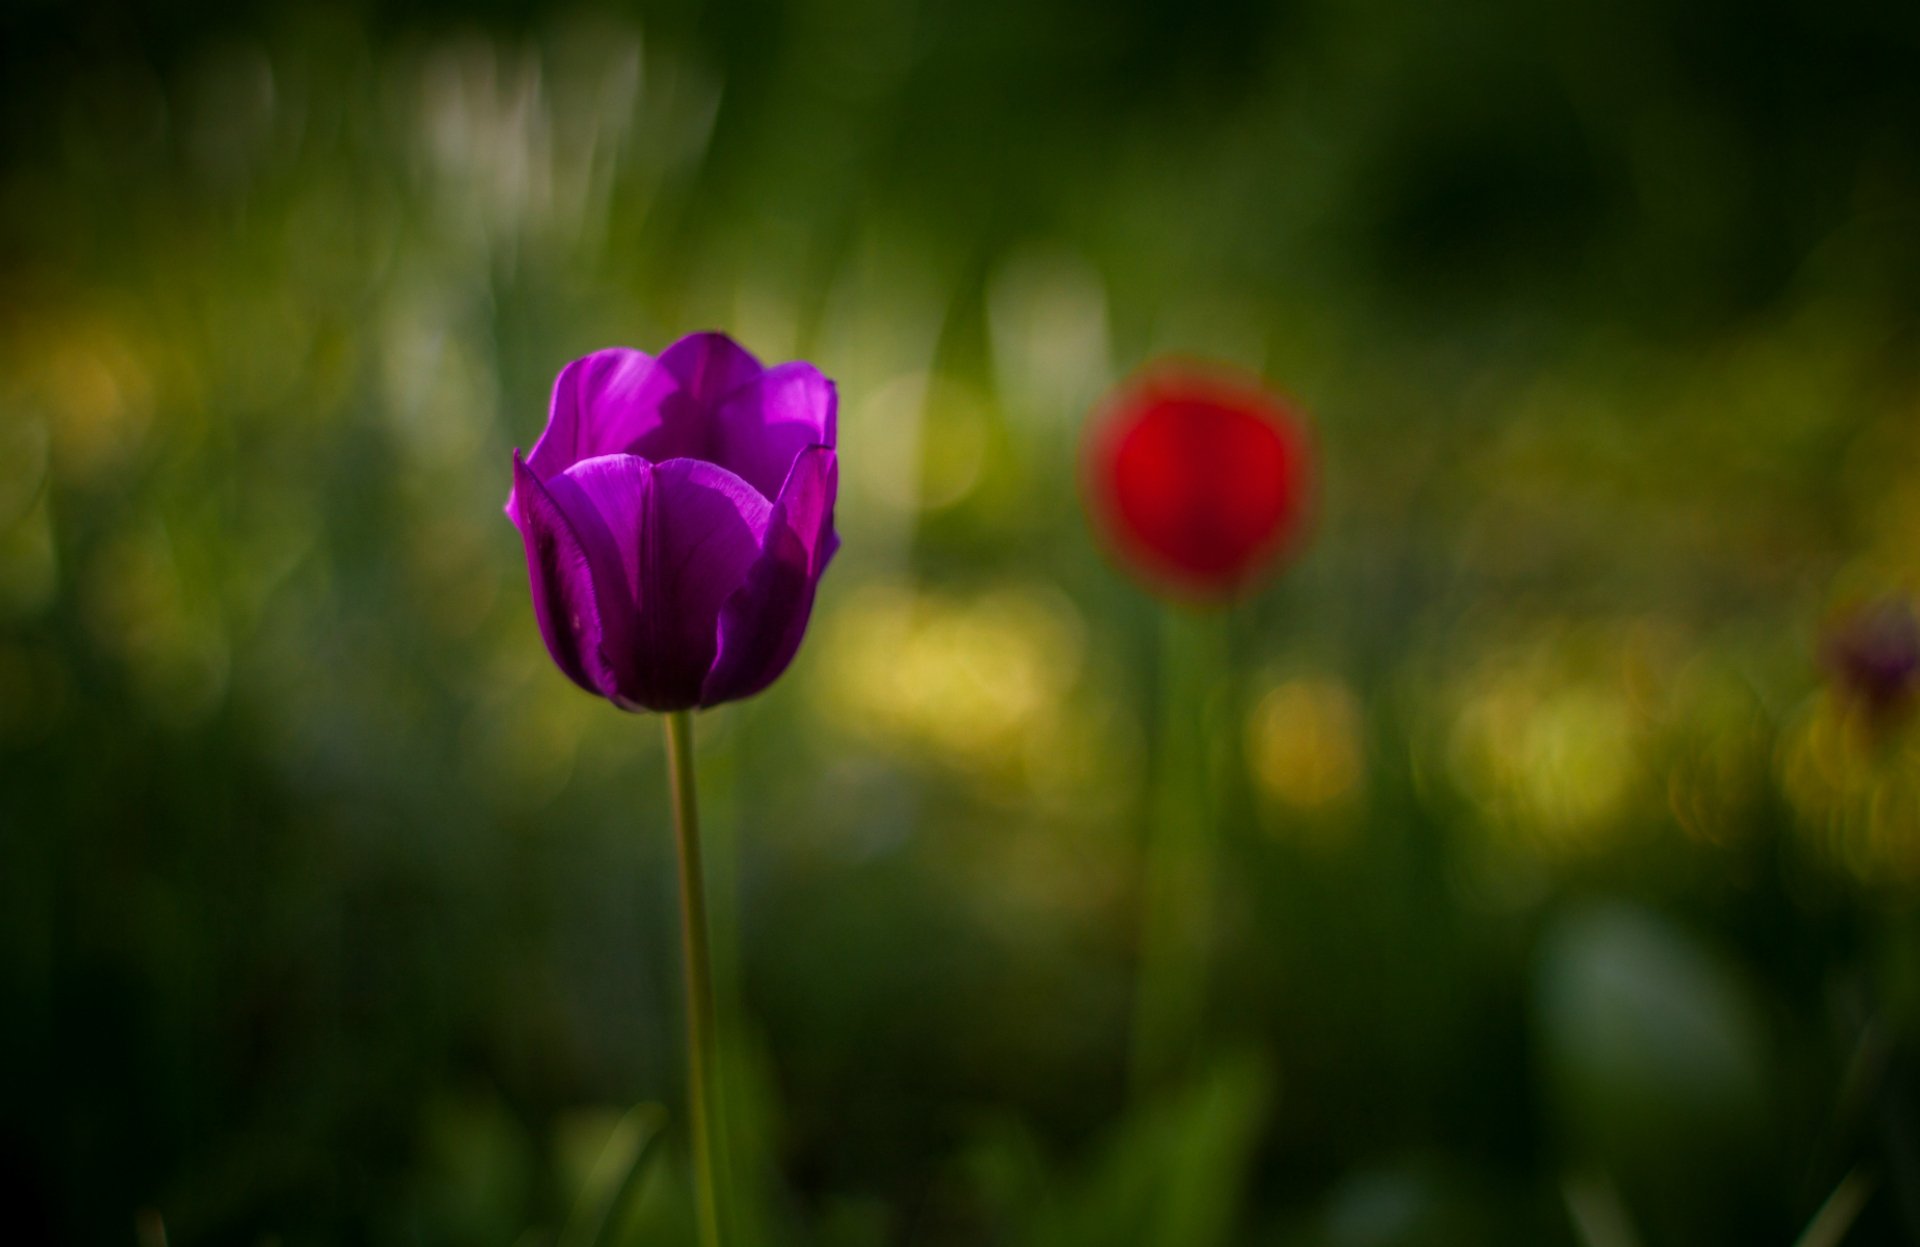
(1084, 365, 1314, 599)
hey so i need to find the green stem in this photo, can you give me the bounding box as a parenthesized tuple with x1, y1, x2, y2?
(664, 710, 724, 1247)
(1129, 604, 1222, 1094)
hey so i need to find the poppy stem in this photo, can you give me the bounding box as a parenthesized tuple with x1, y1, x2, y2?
(1129, 604, 1223, 1095)
(664, 710, 725, 1247)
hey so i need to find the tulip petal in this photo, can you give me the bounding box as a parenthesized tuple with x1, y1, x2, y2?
(519, 337, 769, 489)
(542, 452, 655, 651)
(712, 361, 839, 500)
(636, 458, 775, 709)
(507, 452, 624, 700)
(514, 335, 825, 506)
(618, 332, 773, 472)
(701, 446, 838, 707)
(593, 332, 771, 469)
(535, 453, 774, 711)
(523, 348, 659, 487)
(651, 331, 768, 410)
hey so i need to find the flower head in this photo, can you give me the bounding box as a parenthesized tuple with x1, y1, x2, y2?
(1823, 596, 1920, 729)
(507, 332, 839, 712)
(1083, 365, 1312, 599)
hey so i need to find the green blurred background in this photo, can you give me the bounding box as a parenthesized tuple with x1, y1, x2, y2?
(3, 0, 1920, 1242)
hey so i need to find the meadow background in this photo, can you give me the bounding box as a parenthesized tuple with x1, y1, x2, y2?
(3, 0, 1919, 1242)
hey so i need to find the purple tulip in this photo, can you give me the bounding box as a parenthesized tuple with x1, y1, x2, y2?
(507, 332, 839, 712)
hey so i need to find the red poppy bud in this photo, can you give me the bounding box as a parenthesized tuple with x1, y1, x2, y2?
(1083, 365, 1314, 599)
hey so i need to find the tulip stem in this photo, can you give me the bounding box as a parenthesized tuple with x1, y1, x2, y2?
(664, 710, 725, 1247)
(1129, 604, 1222, 1095)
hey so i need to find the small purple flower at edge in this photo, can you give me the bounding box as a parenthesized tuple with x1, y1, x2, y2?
(507, 332, 839, 712)
(1823, 596, 1920, 729)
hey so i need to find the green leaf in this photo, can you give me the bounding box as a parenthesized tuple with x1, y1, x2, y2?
(1792, 1169, 1874, 1247)
(557, 1102, 670, 1247)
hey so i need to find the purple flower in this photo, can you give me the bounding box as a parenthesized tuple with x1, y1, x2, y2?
(507, 332, 839, 712)
(1823, 596, 1920, 728)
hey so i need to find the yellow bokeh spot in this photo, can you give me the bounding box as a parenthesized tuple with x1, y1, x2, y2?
(81, 526, 229, 727)
(38, 323, 154, 482)
(812, 581, 1135, 922)
(814, 582, 1098, 795)
(1778, 696, 1920, 884)
(1445, 638, 1645, 856)
(1246, 676, 1365, 815)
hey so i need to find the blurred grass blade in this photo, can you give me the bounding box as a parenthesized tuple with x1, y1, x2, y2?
(717, 1025, 786, 1247)
(1150, 1054, 1270, 1247)
(559, 1103, 670, 1247)
(134, 1209, 168, 1247)
(1035, 1051, 1270, 1247)
(1129, 605, 1228, 1094)
(1560, 1170, 1642, 1247)
(1793, 1169, 1874, 1247)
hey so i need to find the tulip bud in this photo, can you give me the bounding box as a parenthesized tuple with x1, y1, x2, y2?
(507, 332, 839, 712)
(1083, 365, 1312, 600)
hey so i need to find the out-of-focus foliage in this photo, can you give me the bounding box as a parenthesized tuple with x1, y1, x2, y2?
(1, 0, 1918, 1242)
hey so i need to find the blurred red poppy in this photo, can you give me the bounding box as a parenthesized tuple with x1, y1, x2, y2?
(1084, 365, 1313, 599)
